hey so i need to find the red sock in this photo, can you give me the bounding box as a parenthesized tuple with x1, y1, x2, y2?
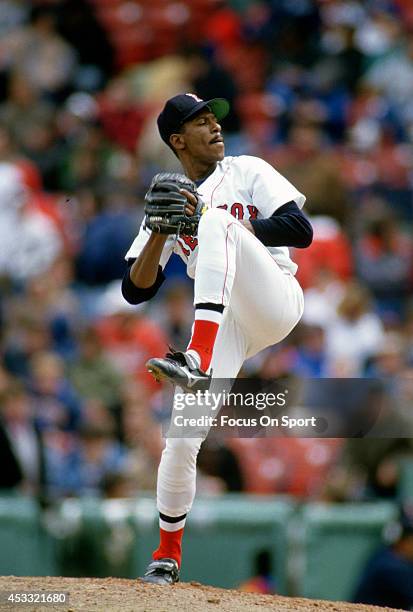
(188, 319, 220, 371)
(153, 527, 184, 567)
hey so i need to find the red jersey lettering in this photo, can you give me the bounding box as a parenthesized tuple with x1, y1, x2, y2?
(247, 205, 258, 219)
(230, 203, 244, 220)
(179, 234, 198, 256)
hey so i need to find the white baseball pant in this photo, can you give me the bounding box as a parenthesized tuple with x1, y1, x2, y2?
(157, 208, 304, 517)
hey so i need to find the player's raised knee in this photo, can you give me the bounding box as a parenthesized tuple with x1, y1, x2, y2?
(198, 207, 231, 235)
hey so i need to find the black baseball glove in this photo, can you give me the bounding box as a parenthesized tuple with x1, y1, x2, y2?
(144, 172, 205, 236)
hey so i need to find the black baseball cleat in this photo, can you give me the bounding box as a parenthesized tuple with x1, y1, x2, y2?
(146, 349, 211, 394)
(141, 558, 180, 585)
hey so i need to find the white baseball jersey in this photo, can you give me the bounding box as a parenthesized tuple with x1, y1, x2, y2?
(125, 155, 306, 276)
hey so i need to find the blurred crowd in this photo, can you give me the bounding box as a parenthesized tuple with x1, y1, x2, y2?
(1, 0, 413, 506)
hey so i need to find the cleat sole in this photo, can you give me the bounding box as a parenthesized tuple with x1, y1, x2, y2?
(146, 358, 211, 394)
(146, 361, 171, 384)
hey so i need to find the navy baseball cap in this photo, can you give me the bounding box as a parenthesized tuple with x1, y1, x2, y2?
(157, 93, 230, 146)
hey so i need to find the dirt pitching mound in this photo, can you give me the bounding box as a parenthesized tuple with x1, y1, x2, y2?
(0, 576, 401, 612)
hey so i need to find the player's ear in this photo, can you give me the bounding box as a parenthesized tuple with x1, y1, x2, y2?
(169, 133, 185, 151)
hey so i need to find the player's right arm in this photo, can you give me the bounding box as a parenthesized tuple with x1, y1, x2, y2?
(122, 192, 196, 304)
(122, 223, 174, 305)
(129, 233, 168, 288)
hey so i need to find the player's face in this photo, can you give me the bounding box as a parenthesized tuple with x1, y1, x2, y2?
(180, 111, 225, 162)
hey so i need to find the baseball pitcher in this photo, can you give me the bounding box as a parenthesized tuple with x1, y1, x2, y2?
(122, 93, 313, 584)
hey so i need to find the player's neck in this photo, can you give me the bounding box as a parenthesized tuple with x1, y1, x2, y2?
(180, 158, 218, 182)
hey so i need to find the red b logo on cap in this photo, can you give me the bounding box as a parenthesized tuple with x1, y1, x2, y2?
(185, 93, 203, 102)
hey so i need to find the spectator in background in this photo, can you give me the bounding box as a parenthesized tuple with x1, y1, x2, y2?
(239, 549, 276, 595)
(75, 191, 139, 286)
(294, 324, 328, 377)
(228, 433, 341, 497)
(101, 469, 137, 498)
(0, 163, 62, 283)
(94, 281, 168, 394)
(322, 24, 364, 94)
(355, 214, 413, 321)
(301, 267, 347, 326)
(75, 423, 127, 496)
(69, 326, 123, 414)
(325, 421, 413, 502)
(363, 31, 413, 123)
(367, 332, 407, 382)
(60, 125, 112, 193)
(55, 0, 114, 85)
(403, 312, 413, 365)
(0, 6, 77, 102)
(183, 47, 240, 133)
(0, 73, 55, 155)
(353, 507, 413, 609)
(41, 371, 124, 498)
(122, 383, 163, 491)
(201, 0, 242, 58)
(18, 117, 64, 193)
(353, 8, 401, 61)
(5, 259, 80, 361)
(268, 0, 321, 68)
(98, 77, 145, 152)
(82, 396, 119, 435)
(2, 314, 51, 381)
(0, 123, 16, 162)
(270, 122, 349, 224)
(29, 351, 83, 433)
(324, 281, 385, 376)
(0, 381, 46, 499)
(0, 0, 28, 40)
(341, 118, 411, 220)
(197, 439, 244, 494)
(152, 282, 193, 351)
(134, 55, 191, 176)
(137, 113, 182, 176)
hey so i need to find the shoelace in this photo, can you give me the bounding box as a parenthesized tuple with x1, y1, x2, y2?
(165, 346, 208, 376)
(165, 346, 190, 367)
(147, 560, 178, 575)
